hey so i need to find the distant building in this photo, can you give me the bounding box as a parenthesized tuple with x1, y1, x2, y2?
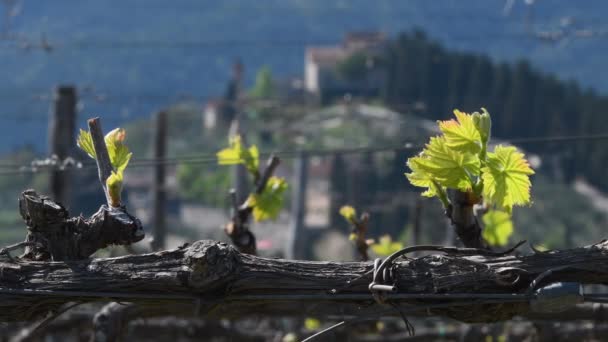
(304, 32, 387, 101)
(203, 97, 236, 132)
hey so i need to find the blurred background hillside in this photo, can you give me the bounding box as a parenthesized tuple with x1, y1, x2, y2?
(1, 0, 608, 259)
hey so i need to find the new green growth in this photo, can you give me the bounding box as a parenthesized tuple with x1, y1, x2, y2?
(77, 128, 132, 207)
(217, 135, 287, 221)
(406, 109, 535, 246)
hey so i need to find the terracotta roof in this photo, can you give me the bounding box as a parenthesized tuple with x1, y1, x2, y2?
(306, 31, 387, 66)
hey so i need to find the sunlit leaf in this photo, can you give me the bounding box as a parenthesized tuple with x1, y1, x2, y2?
(216, 142, 240, 165)
(247, 145, 260, 175)
(247, 176, 288, 221)
(339, 205, 357, 223)
(105, 128, 132, 172)
(408, 136, 479, 191)
(438, 109, 482, 154)
(76, 129, 96, 159)
(105, 127, 125, 144)
(217, 135, 260, 175)
(304, 318, 321, 331)
(482, 210, 513, 246)
(405, 158, 444, 198)
(370, 235, 403, 257)
(481, 145, 535, 213)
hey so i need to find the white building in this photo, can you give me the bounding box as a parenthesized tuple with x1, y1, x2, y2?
(304, 32, 388, 96)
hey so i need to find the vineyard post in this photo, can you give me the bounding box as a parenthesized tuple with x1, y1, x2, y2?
(151, 111, 168, 251)
(229, 118, 250, 204)
(329, 154, 347, 231)
(286, 151, 308, 259)
(49, 85, 77, 205)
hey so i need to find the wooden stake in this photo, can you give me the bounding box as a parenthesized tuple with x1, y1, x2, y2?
(151, 111, 167, 251)
(286, 151, 308, 259)
(49, 85, 76, 205)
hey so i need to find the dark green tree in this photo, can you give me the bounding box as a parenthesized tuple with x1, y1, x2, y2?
(250, 66, 275, 99)
(464, 56, 494, 112)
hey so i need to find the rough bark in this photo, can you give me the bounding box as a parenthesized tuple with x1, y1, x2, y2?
(349, 212, 371, 261)
(3, 239, 608, 324)
(19, 190, 144, 261)
(447, 190, 487, 249)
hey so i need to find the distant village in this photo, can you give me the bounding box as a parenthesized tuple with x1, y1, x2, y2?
(122, 32, 440, 259)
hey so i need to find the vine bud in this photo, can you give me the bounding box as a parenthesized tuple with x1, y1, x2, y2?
(475, 108, 492, 144)
(472, 112, 481, 126)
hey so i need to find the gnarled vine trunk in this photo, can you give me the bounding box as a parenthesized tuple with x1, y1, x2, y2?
(18, 190, 144, 261)
(2, 239, 608, 323)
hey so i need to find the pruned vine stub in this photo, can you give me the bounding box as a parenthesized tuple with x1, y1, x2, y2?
(19, 190, 144, 261)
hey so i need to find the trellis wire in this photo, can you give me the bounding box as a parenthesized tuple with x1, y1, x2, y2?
(0, 132, 608, 175)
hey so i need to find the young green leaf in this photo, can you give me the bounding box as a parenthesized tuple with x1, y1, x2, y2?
(77, 125, 132, 207)
(76, 129, 96, 159)
(105, 128, 132, 172)
(217, 135, 247, 165)
(482, 210, 513, 246)
(339, 205, 357, 224)
(408, 136, 480, 191)
(217, 135, 260, 176)
(246, 145, 260, 175)
(370, 235, 403, 257)
(481, 145, 535, 213)
(405, 158, 444, 198)
(247, 176, 288, 221)
(438, 109, 482, 154)
(304, 318, 321, 331)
